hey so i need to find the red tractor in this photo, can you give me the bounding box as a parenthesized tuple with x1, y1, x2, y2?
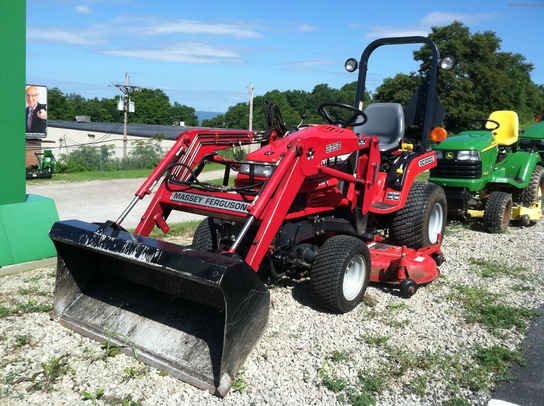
(49, 36, 451, 397)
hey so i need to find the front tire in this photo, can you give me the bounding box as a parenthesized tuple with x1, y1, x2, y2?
(389, 182, 447, 249)
(310, 235, 370, 314)
(191, 217, 222, 250)
(483, 191, 512, 233)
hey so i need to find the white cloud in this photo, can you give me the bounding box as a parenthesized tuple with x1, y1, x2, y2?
(362, 11, 499, 39)
(75, 5, 90, 14)
(111, 15, 264, 39)
(27, 24, 106, 45)
(419, 11, 497, 27)
(298, 24, 318, 33)
(101, 41, 244, 64)
(282, 59, 337, 72)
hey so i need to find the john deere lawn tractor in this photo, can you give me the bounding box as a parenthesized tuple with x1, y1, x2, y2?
(429, 111, 544, 232)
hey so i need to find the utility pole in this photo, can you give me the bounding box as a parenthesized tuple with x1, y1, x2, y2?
(115, 73, 140, 158)
(248, 83, 253, 131)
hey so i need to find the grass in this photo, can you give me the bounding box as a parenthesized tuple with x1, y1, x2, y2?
(232, 368, 249, 393)
(468, 257, 530, 280)
(0, 300, 52, 318)
(26, 354, 74, 392)
(318, 341, 526, 404)
(28, 163, 224, 183)
(448, 284, 536, 332)
(145, 219, 201, 240)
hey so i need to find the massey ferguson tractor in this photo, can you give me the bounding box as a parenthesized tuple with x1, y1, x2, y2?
(429, 111, 544, 232)
(49, 36, 452, 397)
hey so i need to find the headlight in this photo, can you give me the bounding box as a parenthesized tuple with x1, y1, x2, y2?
(345, 58, 358, 72)
(456, 150, 480, 161)
(434, 150, 443, 159)
(239, 162, 275, 178)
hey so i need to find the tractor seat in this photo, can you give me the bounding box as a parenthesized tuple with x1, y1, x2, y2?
(352, 103, 405, 153)
(488, 110, 519, 146)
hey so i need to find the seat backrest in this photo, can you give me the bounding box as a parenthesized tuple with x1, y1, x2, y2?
(488, 110, 519, 146)
(352, 103, 405, 152)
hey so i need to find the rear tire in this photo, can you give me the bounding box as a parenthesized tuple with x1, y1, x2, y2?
(310, 235, 370, 314)
(389, 182, 447, 249)
(192, 217, 222, 250)
(483, 191, 512, 233)
(519, 165, 544, 208)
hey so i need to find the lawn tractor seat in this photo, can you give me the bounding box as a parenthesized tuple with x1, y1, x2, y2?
(352, 103, 405, 153)
(488, 110, 519, 146)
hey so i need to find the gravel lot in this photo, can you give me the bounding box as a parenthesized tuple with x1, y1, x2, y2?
(1, 182, 543, 405)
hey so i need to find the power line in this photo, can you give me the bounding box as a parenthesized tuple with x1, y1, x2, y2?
(114, 73, 141, 158)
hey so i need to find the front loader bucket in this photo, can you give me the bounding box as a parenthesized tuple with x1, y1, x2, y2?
(48, 220, 269, 397)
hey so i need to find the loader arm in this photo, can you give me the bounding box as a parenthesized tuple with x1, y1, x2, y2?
(242, 133, 380, 270)
(133, 129, 257, 235)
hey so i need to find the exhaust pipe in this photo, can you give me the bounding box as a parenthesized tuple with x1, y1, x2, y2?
(49, 220, 269, 397)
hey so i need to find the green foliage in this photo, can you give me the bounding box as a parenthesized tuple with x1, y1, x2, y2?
(121, 134, 165, 170)
(14, 334, 30, 347)
(449, 284, 536, 331)
(29, 354, 74, 392)
(473, 345, 524, 382)
(412, 21, 544, 132)
(57, 144, 118, 173)
(202, 83, 370, 131)
(232, 368, 249, 393)
(57, 136, 166, 173)
(0, 299, 52, 318)
(81, 389, 105, 404)
(47, 87, 198, 126)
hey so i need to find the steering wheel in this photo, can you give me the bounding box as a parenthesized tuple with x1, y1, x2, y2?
(469, 118, 500, 131)
(318, 102, 368, 128)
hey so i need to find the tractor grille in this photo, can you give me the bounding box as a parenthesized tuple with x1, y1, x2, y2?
(429, 157, 482, 179)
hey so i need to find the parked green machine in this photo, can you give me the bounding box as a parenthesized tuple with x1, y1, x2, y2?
(429, 111, 544, 232)
(26, 149, 56, 179)
(519, 120, 544, 161)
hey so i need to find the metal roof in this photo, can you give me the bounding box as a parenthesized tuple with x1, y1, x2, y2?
(48, 120, 195, 140)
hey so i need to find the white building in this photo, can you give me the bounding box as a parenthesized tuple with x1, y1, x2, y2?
(26, 120, 196, 166)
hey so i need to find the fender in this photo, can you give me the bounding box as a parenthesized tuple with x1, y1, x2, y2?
(492, 151, 542, 188)
(370, 151, 437, 214)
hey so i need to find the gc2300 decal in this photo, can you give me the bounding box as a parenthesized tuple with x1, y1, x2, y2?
(418, 155, 435, 167)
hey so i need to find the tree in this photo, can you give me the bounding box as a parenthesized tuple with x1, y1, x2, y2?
(411, 21, 543, 132)
(47, 87, 69, 120)
(373, 74, 420, 106)
(171, 102, 198, 127)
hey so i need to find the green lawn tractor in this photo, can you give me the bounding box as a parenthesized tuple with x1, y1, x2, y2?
(429, 110, 544, 232)
(26, 149, 56, 179)
(520, 119, 544, 161)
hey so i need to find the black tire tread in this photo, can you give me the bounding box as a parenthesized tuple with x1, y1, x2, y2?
(389, 182, 446, 249)
(483, 191, 512, 233)
(519, 165, 544, 204)
(191, 217, 221, 250)
(310, 235, 370, 314)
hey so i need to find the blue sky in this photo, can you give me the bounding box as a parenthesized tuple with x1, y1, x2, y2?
(26, 0, 543, 113)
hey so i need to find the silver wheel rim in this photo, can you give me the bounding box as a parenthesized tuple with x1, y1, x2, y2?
(428, 202, 444, 244)
(343, 254, 366, 301)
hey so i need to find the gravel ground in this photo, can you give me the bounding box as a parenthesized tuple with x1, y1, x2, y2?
(1, 218, 543, 405)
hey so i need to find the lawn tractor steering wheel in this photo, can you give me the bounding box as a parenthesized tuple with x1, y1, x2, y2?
(318, 102, 368, 128)
(469, 118, 500, 131)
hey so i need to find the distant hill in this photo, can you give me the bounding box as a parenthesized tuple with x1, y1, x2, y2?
(196, 111, 223, 125)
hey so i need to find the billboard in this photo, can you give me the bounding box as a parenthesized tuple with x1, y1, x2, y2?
(25, 85, 47, 139)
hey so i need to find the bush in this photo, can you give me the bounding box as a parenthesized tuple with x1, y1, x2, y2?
(120, 135, 165, 170)
(57, 144, 119, 173)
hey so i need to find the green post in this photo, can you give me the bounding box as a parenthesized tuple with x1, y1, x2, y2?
(0, 0, 59, 266)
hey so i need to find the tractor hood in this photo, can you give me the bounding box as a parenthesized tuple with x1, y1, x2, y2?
(433, 130, 494, 152)
(245, 124, 355, 163)
(521, 121, 544, 141)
